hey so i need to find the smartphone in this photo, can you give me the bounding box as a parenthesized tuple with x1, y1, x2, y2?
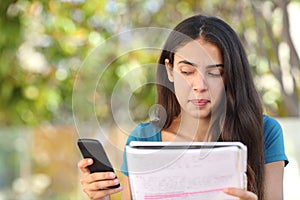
(77, 138, 120, 189)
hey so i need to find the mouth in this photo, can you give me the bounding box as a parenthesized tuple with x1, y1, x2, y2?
(189, 99, 210, 107)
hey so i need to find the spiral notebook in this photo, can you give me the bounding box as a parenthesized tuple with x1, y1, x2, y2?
(126, 141, 247, 200)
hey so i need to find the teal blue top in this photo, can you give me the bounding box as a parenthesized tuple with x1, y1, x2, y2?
(121, 115, 289, 176)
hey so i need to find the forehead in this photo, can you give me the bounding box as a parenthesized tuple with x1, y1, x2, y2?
(174, 38, 222, 64)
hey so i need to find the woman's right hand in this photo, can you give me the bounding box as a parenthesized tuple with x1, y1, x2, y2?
(78, 158, 123, 200)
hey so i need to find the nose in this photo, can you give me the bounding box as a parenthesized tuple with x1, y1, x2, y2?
(192, 72, 208, 92)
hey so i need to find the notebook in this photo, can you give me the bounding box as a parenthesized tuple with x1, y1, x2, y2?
(126, 141, 247, 200)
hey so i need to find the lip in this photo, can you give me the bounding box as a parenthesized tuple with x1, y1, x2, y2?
(189, 99, 210, 107)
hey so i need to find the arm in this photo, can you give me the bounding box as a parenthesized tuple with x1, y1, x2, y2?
(263, 116, 287, 199)
(121, 174, 132, 200)
(264, 161, 285, 200)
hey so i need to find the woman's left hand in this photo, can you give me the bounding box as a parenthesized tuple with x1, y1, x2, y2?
(223, 188, 257, 200)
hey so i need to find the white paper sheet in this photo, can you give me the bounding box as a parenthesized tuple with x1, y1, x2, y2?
(126, 142, 247, 200)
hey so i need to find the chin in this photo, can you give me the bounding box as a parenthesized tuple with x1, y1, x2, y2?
(190, 111, 211, 120)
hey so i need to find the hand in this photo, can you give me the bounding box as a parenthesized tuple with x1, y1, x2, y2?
(223, 187, 257, 200)
(78, 158, 123, 200)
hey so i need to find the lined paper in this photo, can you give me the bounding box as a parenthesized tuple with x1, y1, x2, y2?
(126, 142, 247, 200)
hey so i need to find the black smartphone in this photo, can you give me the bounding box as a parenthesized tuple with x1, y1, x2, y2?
(77, 138, 120, 189)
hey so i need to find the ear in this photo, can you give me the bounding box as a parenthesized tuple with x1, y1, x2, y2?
(165, 59, 174, 82)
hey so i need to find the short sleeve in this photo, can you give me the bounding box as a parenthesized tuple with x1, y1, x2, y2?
(120, 134, 136, 176)
(263, 115, 289, 166)
(120, 122, 161, 176)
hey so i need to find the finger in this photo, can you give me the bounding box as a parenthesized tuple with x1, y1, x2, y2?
(85, 172, 117, 184)
(223, 188, 257, 200)
(78, 158, 93, 174)
(85, 178, 120, 191)
(84, 186, 123, 200)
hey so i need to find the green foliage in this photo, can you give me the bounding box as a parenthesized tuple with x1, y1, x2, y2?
(0, 0, 299, 127)
(0, 0, 299, 199)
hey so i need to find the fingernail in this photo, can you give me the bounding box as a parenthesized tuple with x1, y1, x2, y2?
(114, 179, 119, 183)
(116, 186, 123, 191)
(109, 172, 115, 178)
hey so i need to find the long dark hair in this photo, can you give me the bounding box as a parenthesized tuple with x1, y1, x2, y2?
(155, 14, 264, 199)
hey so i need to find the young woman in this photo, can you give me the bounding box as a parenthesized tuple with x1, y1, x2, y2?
(78, 14, 288, 200)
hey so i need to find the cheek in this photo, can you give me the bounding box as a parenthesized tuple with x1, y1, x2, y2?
(173, 74, 193, 91)
(173, 74, 192, 100)
(207, 79, 225, 100)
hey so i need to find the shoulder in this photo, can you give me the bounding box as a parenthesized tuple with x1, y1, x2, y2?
(263, 115, 289, 165)
(126, 122, 161, 143)
(263, 115, 282, 130)
(263, 115, 283, 141)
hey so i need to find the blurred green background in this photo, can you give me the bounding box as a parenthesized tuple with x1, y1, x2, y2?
(0, 0, 300, 199)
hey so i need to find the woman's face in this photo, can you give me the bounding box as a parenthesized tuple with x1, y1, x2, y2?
(165, 38, 225, 120)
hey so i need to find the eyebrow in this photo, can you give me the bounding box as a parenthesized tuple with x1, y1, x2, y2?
(178, 60, 197, 67)
(177, 60, 224, 68)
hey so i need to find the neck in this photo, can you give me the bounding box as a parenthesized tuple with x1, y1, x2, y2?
(168, 113, 211, 142)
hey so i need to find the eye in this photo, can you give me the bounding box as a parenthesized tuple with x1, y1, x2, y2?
(207, 68, 223, 77)
(180, 66, 195, 75)
(181, 70, 194, 75)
